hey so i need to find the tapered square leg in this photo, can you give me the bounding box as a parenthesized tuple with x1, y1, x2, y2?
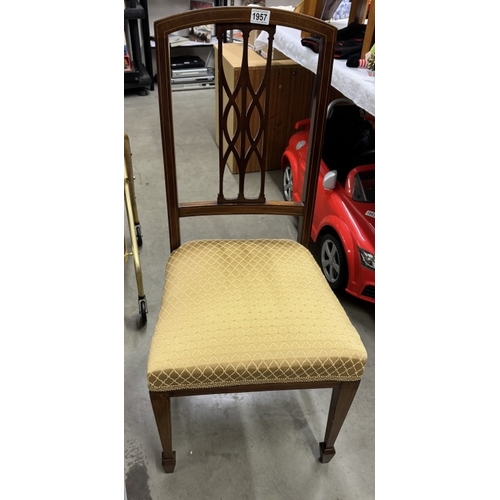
(319, 381, 360, 464)
(150, 392, 176, 473)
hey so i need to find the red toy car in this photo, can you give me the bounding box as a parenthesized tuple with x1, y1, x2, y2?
(281, 99, 375, 303)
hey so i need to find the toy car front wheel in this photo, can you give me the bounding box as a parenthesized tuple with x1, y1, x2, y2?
(282, 163, 293, 201)
(319, 233, 347, 291)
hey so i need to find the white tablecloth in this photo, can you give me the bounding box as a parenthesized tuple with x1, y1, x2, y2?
(256, 25, 375, 116)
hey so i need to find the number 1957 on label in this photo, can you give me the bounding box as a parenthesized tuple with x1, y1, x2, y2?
(250, 9, 270, 25)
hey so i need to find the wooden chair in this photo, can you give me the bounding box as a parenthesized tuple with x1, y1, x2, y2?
(148, 7, 367, 473)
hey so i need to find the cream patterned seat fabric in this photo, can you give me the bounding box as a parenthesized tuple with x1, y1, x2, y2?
(148, 239, 367, 392)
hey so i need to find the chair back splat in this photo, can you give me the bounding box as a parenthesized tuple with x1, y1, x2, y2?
(155, 7, 335, 252)
(148, 7, 368, 474)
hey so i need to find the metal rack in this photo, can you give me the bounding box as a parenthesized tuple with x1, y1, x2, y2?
(124, 0, 154, 95)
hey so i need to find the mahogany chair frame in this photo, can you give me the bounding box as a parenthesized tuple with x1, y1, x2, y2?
(150, 7, 361, 473)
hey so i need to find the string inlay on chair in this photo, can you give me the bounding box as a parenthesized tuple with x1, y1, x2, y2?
(146, 7, 367, 474)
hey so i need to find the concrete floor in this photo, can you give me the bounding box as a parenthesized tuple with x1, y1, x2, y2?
(124, 86, 375, 500)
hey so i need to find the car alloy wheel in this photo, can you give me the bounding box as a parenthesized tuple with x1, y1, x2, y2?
(319, 233, 347, 291)
(282, 163, 293, 201)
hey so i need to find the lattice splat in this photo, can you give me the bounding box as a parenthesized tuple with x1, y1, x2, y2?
(216, 24, 276, 204)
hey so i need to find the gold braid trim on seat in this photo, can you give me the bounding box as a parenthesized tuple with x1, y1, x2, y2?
(147, 239, 367, 392)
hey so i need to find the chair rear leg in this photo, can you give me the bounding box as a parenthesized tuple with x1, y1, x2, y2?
(149, 392, 176, 473)
(319, 381, 361, 463)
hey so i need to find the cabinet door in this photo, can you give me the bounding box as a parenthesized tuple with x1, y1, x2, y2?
(265, 65, 315, 171)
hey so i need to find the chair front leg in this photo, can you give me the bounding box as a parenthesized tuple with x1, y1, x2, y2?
(149, 391, 176, 473)
(319, 381, 361, 463)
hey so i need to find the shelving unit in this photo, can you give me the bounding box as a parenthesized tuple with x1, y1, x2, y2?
(169, 41, 215, 91)
(124, 0, 154, 95)
(146, 1, 230, 92)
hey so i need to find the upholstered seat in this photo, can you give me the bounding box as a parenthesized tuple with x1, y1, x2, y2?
(148, 239, 366, 393)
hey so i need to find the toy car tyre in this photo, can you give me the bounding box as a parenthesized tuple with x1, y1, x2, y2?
(319, 232, 348, 291)
(282, 163, 293, 201)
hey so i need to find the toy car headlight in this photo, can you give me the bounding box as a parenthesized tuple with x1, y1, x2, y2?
(358, 248, 375, 270)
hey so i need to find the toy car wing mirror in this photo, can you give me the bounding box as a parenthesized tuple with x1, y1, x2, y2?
(323, 170, 337, 190)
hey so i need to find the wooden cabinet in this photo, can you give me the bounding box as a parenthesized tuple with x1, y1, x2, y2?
(214, 43, 315, 173)
(300, 0, 375, 58)
(349, 0, 375, 56)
